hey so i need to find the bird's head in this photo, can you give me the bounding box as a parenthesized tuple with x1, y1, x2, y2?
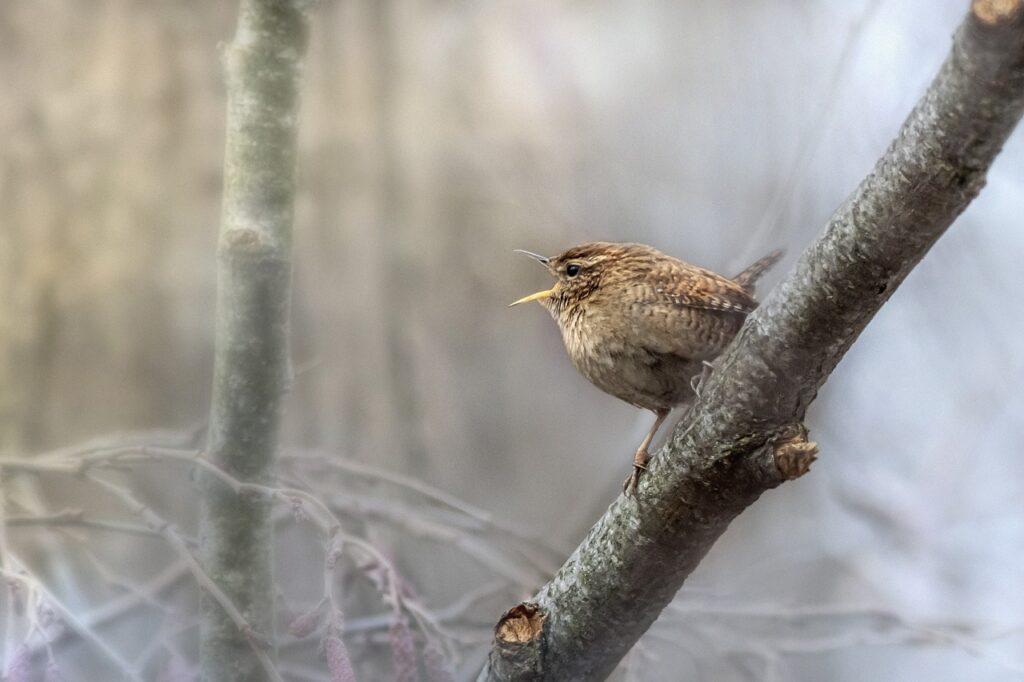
(509, 242, 623, 314)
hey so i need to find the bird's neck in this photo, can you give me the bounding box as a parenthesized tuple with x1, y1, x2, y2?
(551, 301, 588, 347)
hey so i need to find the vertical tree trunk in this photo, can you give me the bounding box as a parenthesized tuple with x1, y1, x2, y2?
(198, 2, 311, 680)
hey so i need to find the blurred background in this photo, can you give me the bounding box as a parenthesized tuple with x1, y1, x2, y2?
(2, 0, 1024, 680)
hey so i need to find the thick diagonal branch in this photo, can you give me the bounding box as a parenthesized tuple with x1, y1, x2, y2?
(198, 2, 311, 681)
(481, 3, 1024, 680)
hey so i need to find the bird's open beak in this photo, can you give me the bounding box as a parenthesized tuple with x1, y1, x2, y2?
(509, 246, 557, 305)
(513, 249, 549, 265)
(509, 249, 554, 306)
(509, 289, 555, 307)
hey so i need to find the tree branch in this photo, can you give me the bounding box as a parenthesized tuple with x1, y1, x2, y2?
(198, 1, 312, 681)
(481, 3, 1024, 680)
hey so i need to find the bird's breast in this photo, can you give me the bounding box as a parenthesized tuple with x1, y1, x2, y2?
(553, 302, 698, 411)
(556, 305, 617, 371)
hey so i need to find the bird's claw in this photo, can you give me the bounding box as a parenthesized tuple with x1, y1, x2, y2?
(690, 360, 716, 397)
(623, 462, 647, 496)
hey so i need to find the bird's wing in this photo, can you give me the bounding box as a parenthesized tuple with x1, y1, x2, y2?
(643, 260, 758, 315)
(600, 261, 755, 360)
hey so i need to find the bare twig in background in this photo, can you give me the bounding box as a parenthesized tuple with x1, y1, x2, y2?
(90, 474, 286, 681)
(659, 597, 1024, 678)
(5, 509, 168, 541)
(197, 1, 313, 680)
(1, 555, 142, 681)
(282, 450, 566, 575)
(4, 432, 1021, 677)
(20, 561, 191, 661)
(481, 4, 1024, 680)
(2, 436, 531, 676)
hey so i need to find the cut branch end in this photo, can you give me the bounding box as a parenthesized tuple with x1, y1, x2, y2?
(486, 602, 548, 680)
(971, 0, 1023, 24)
(495, 603, 545, 645)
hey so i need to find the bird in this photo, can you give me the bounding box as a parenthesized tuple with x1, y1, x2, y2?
(510, 241, 782, 494)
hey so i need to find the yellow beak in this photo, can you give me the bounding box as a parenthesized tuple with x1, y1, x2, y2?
(509, 289, 555, 307)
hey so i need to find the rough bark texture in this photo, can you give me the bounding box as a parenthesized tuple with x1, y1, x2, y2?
(198, 2, 311, 681)
(481, 3, 1024, 680)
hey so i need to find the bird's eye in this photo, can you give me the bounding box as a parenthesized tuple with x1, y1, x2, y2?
(566, 264, 581, 278)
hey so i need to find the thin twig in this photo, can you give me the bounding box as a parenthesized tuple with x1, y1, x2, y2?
(1, 556, 142, 681)
(5, 508, 170, 541)
(86, 475, 285, 682)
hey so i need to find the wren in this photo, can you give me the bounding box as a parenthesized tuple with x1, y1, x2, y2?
(511, 241, 781, 494)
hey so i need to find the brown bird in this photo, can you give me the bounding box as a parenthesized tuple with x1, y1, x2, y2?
(510, 242, 781, 494)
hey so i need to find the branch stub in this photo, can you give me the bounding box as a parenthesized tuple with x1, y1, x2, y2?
(495, 602, 545, 646)
(772, 425, 818, 481)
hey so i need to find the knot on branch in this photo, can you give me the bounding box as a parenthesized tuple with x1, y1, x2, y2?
(218, 227, 289, 274)
(222, 228, 272, 254)
(972, 0, 1022, 24)
(772, 424, 818, 481)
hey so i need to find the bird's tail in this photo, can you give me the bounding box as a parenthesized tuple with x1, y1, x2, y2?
(732, 249, 784, 293)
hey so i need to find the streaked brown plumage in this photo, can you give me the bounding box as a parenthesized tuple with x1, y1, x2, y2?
(511, 241, 781, 494)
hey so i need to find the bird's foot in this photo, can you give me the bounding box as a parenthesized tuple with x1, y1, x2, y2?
(690, 360, 716, 397)
(623, 451, 650, 496)
(622, 464, 645, 496)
